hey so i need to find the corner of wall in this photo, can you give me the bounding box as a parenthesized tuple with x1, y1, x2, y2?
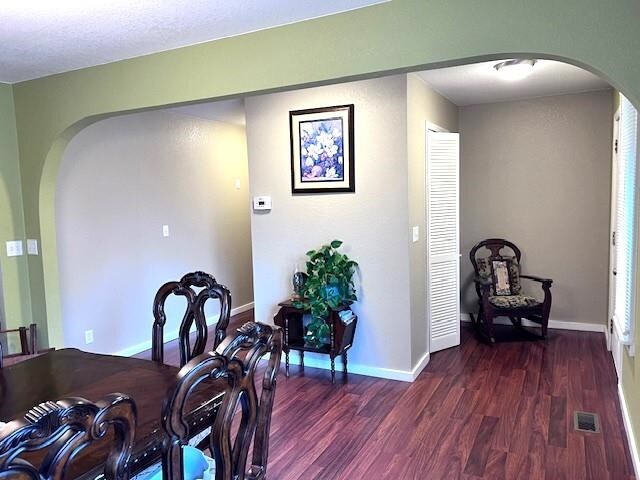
(406, 73, 459, 369)
(0, 83, 32, 331)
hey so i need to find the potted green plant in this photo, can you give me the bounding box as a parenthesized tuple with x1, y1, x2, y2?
(294, 240, 358, 347)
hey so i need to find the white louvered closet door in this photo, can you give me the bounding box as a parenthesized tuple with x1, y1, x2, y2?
(427, 131, 460, 353)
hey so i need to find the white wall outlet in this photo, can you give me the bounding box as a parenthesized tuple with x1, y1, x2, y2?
(162, 225, 170, 237)
(84, 329, 94, 344)
(27, 239, 39, 255)
(234, 179, 241, 190)
(412, 226, 420, 243)
(6, 240, 23, 257)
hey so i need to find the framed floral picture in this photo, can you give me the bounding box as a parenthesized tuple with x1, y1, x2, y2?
(289, 104, 355, 193)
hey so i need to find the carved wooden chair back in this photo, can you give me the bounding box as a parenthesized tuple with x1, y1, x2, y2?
(0, 394, 136, 480)
(0, 324, 38, 369)
(469, 238, 522, 299)
(469, 238, 522, 273)
(160, 322, 282, 480)
(152, 271, 232, 367)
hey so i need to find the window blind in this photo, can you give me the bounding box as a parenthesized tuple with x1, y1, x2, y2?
(614, 95, 639, 345)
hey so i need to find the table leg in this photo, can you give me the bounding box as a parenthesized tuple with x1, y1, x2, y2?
(330, 356, 335, 384)
(342, 351, 348, 375)
(285, 317, 290, 377)
(300, 351, 305, 370)
(285, 350, 289, 377)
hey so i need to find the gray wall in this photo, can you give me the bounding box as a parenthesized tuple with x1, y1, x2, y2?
(407, 74, 458, 367)
(459, 90, 613, 325)
(56, 110, 253, 354)
(246, 75, 413, 373)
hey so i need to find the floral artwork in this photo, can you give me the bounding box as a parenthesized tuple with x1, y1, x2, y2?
(299, 118, 344, 182)
(289, 104, 354, 193)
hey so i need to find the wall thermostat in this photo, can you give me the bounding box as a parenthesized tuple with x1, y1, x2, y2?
(253, 196, 272, 211)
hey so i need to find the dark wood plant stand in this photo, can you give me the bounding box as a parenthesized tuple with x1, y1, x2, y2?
(274, 300, 357, 384)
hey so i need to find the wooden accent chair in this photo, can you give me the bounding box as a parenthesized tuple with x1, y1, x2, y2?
(0, 324, 38, 368)
(159, 321, 282, 480)
(470, 238, 553, 343)
(0, 394, 136, 480)
(152, 271, 231, 367)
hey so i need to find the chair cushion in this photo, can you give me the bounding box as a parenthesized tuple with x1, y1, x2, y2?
(477, 256, 522, 295)
(488, 294, 540, 309)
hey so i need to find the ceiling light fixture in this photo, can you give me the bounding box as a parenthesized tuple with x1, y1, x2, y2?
(493, 59, 537, 81)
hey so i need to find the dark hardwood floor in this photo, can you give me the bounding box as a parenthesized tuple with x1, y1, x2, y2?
(138, 311, 635, 479)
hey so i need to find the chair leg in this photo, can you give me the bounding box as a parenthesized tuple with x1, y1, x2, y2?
(483, 312, 496, 344)
(541, 317, 549, 339)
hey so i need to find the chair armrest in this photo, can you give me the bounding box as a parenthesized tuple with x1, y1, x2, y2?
(520, 274, 553, 286)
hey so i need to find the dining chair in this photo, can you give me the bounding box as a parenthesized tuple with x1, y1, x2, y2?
(0, 324, 38, 368)
(0, 393, 137, 480)
(152, 321, 282, 480)
(152, 271, 232, 367)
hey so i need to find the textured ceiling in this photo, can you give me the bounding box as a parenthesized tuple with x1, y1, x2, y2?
(0, 0, 388, 83)
(418, 59, 610, 106)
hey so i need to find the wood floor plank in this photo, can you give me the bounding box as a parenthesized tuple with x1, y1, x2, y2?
(545, 445, 568, 480)
(139, 316, 634, 479)
(482, 449, 507, 480)
(568, 433, 587, 479)
(463, 415, 499, 476)
(548, 395, 567, 448)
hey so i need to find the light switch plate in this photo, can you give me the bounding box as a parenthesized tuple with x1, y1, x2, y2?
(162, 225, 170, 237)
(234, 179, 241, 190)
(6, 240, 23, 257)
(412, 226, 419, 243)
(84, 329, 94, 344)
(27, 239, 39, 255)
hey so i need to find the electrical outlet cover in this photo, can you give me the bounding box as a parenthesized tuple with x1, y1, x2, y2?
(412, 226, 419, 243)
(27, 239, 39, 255)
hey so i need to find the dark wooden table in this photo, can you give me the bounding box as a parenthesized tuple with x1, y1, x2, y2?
(0, 348, 224, 477)
(273, 301, 357, 384)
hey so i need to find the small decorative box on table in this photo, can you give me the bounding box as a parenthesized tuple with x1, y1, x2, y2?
(273, 300, 357, 384)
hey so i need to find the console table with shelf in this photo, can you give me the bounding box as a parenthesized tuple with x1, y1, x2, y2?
(273, 300, 357, 383)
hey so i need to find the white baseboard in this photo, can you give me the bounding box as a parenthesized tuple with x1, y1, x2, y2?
(460, 313, 605, 333)
(113, 301, 255, 357)
(283, 349, 429, 383)
(231, 301, 254, 316)
(618, 383, 640, 478)
(411, 351, 430, 379)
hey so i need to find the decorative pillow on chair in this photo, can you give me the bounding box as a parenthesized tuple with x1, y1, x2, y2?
(505, 256, 522, 295)
(477, 256, 522, 296)
(476, 257, 493, 285)
(491, 260, 513, 296)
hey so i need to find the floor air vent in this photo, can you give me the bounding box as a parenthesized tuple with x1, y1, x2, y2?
(574, 411, 600, 433)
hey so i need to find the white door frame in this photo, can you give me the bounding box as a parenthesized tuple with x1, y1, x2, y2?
(608, 108, 620, 353)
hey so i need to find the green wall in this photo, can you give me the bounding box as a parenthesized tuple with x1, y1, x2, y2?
(0, 83, 32, 332)
(3, 0, 640, 456)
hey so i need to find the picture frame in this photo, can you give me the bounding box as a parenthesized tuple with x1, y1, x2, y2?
(289, 104, 355, 194)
